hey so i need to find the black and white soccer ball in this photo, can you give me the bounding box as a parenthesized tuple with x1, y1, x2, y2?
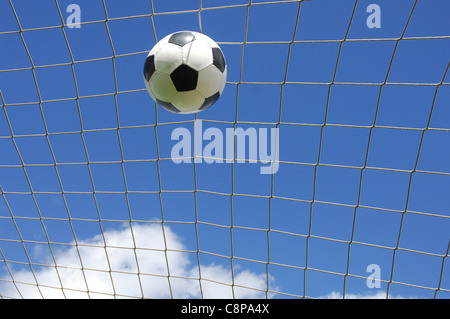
(143, 31, 227, 114)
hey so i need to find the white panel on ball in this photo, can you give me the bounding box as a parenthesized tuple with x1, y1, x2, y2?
(197, 65, 223, 98)
(182, 40, 214, 71)
(194, 32, 219, 49)
(154, 43, 183, 75)
(149, 72, 178, 102)
(172, 91, 206, 113)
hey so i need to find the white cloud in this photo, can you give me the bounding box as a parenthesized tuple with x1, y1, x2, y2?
(0, 223, 272, 299)
(320, 291, 410, 299)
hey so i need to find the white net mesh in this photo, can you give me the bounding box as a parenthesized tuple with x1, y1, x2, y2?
(0, 0, 449, 299)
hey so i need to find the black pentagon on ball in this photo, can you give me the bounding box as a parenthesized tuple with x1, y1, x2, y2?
(212, 48, 226, 73)
(143, 55, 156, 82)
(157, 99, 180, 113)
(170, 64, 198, 92)
(168, 31, 195, 47)
(200, 92, 220, 111)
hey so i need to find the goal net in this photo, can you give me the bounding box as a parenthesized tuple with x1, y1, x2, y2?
(0, 0, 449, 299)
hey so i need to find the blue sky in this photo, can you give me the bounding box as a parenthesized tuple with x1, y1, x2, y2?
(0, 0, 449, 299)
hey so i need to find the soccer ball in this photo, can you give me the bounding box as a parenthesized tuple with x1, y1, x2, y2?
(143, 31, 227, 114)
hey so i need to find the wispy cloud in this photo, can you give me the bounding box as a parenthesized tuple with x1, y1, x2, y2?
(0, 224, 272, 299)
